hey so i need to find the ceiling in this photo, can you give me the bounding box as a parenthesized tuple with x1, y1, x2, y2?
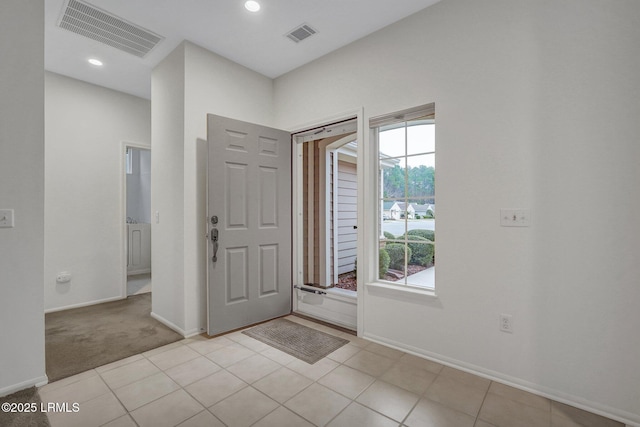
(45, 0, 441, 99)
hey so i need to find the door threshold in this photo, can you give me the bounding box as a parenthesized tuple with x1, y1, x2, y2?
(291, 312, 356, 335)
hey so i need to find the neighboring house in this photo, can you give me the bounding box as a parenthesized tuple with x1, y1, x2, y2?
(396, 202, 415, 219)
(413, 204, 435, 218)
(383, 201, 400, 220)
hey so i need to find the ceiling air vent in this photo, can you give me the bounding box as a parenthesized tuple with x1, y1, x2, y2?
(57, 0, 163, 58)
(286, 24, 317, 43)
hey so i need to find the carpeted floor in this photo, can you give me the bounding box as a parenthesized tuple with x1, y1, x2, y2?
(0, 387, 50, 427)
(45, 293, 183, 382)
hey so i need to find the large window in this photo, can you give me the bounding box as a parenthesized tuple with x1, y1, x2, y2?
(373, 104, 435, 289)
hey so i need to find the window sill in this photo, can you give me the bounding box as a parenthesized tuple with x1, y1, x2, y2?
(365, 281, 438, 303)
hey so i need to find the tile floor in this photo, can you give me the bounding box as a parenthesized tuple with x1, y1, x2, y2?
(39, 315, 624, 427)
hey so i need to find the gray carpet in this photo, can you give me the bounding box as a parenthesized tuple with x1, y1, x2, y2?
(46, 293, 183, 382)
(242, 318, 349, 364)
(0, 387, 50, 427)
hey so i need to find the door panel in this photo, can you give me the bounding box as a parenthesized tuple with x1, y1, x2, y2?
(207, 114, 292, 335)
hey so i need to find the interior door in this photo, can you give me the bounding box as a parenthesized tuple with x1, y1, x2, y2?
(207, 114, 292, 335)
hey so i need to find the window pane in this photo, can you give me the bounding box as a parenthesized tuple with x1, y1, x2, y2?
(407, 122, 435, 156)
(379, 126, 406, 158)
(380, 163, 407, 199)
(380, 242, 410, 281)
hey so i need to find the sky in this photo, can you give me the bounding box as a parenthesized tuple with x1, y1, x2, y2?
(379, 123, 435, 168)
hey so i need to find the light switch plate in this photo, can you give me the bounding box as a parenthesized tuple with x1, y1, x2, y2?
(0, 209, 14, 228)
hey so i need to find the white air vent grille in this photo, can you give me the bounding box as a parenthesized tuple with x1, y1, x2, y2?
(286, 24, 317, 43)
(57, 0, 163, 58)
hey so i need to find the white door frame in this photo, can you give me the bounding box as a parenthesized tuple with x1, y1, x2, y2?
(120, 141, 151, 299)
(290, 109, 364, 334)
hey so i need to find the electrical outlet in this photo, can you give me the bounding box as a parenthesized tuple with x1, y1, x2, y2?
(500, 313, 513, 333)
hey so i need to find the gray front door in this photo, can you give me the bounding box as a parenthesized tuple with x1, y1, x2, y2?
(207, 114, 292, 335)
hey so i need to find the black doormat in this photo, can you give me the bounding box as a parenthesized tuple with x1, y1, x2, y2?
(242, 318, 349, 364)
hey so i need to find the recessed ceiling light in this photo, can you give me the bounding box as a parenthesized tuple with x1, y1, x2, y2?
(244, 1, 260, 12)
(88, 58, 103, 66)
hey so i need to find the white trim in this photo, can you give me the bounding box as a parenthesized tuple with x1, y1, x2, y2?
(121, 141, 151, 301)
(362, 332, 639, 427)
(355, 108, 366, 338)
(365, 281, 437, 303)
(44, 295, 124, 313)
(0, 376, 49, 398)
(291, 109, 362, 327)
(150, 311, 197, 338)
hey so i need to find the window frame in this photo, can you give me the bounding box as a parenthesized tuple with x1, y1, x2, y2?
(368, 103, 437, 298)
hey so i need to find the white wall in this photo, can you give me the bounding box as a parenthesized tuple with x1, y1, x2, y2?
(274, 0, 640, 424)
(126, 148, 152, 223)
(0, 0, 47, 395)
(151, 41, 274, 335)
(151, 44, 186, 332)
(44, 72, 151, 312)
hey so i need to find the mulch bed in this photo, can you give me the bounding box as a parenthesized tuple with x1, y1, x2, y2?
(334, 265, 429, 292)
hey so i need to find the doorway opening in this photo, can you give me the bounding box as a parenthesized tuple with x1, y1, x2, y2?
(292, 117, 360, 330)
(123, 144, 152, 297)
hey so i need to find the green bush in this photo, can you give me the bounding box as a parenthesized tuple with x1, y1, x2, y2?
(385, 243, 412, 270)
(379, 248, 390, 277)
(405, 235, 434, 267)
(415, 214, 421, 219)
(383, 231, 396, 240)
(424, 210, 434, 219)
(405, 229, 435, 241)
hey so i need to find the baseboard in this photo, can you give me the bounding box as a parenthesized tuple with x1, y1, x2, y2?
(363, 332, 640, 427)
(150, 311, 201, 338)
(0, 375, 49, 398)
(44, 296, 125, 313)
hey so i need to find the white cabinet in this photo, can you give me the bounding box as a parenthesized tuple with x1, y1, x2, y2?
(127, 223, 151, 275)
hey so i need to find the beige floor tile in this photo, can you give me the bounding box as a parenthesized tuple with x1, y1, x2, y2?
(113, 372, 180, 411)
(252, 406, 315, 427)
(204, 343, 256, 367)
(210, 387, 279, 427)
(488, 382, 551, 412)
(39, 374, 110, 405)
(130, 389, 204, 427)
(327, 402, 398, 427)
(397, 353, 444, 375)
(186, 336, 234, 355)
(365, 342, 406, 360)
(318, 365, 375, 399)
(95, 354, 144, 374)
(47, 391, 125, 427)
(287, 356, 340, 381)
(285, 383, 351, 426)
(253, 367, 314, 403)
(142, 341, 184, 358)
(424, 375, 487, 417)
(261, 346, 297, 365)
(404, 398, 475, 427)
(344, 350, 395, 377)
(226, 353, 281, 384)
(164, 356, 221, 387)
(184, 370, 247, 407)
(439, 367, 491, 390)
(177, 410, 225, 427)
(355, 379, 419, 422)
(551, 402, 624, 427)
(326, 343, 363, 363)
(101, 414, 137, 427)
(478, 393, 550, 427)
(147, 345, 200, 371)
(39, 369, 99, 395)
(225, 330, 253, 342)
(380, 361, 438, 394)
(238, 337, 272, 352)
(100, 358, 160, 390)
(339, 333, 371, 348)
